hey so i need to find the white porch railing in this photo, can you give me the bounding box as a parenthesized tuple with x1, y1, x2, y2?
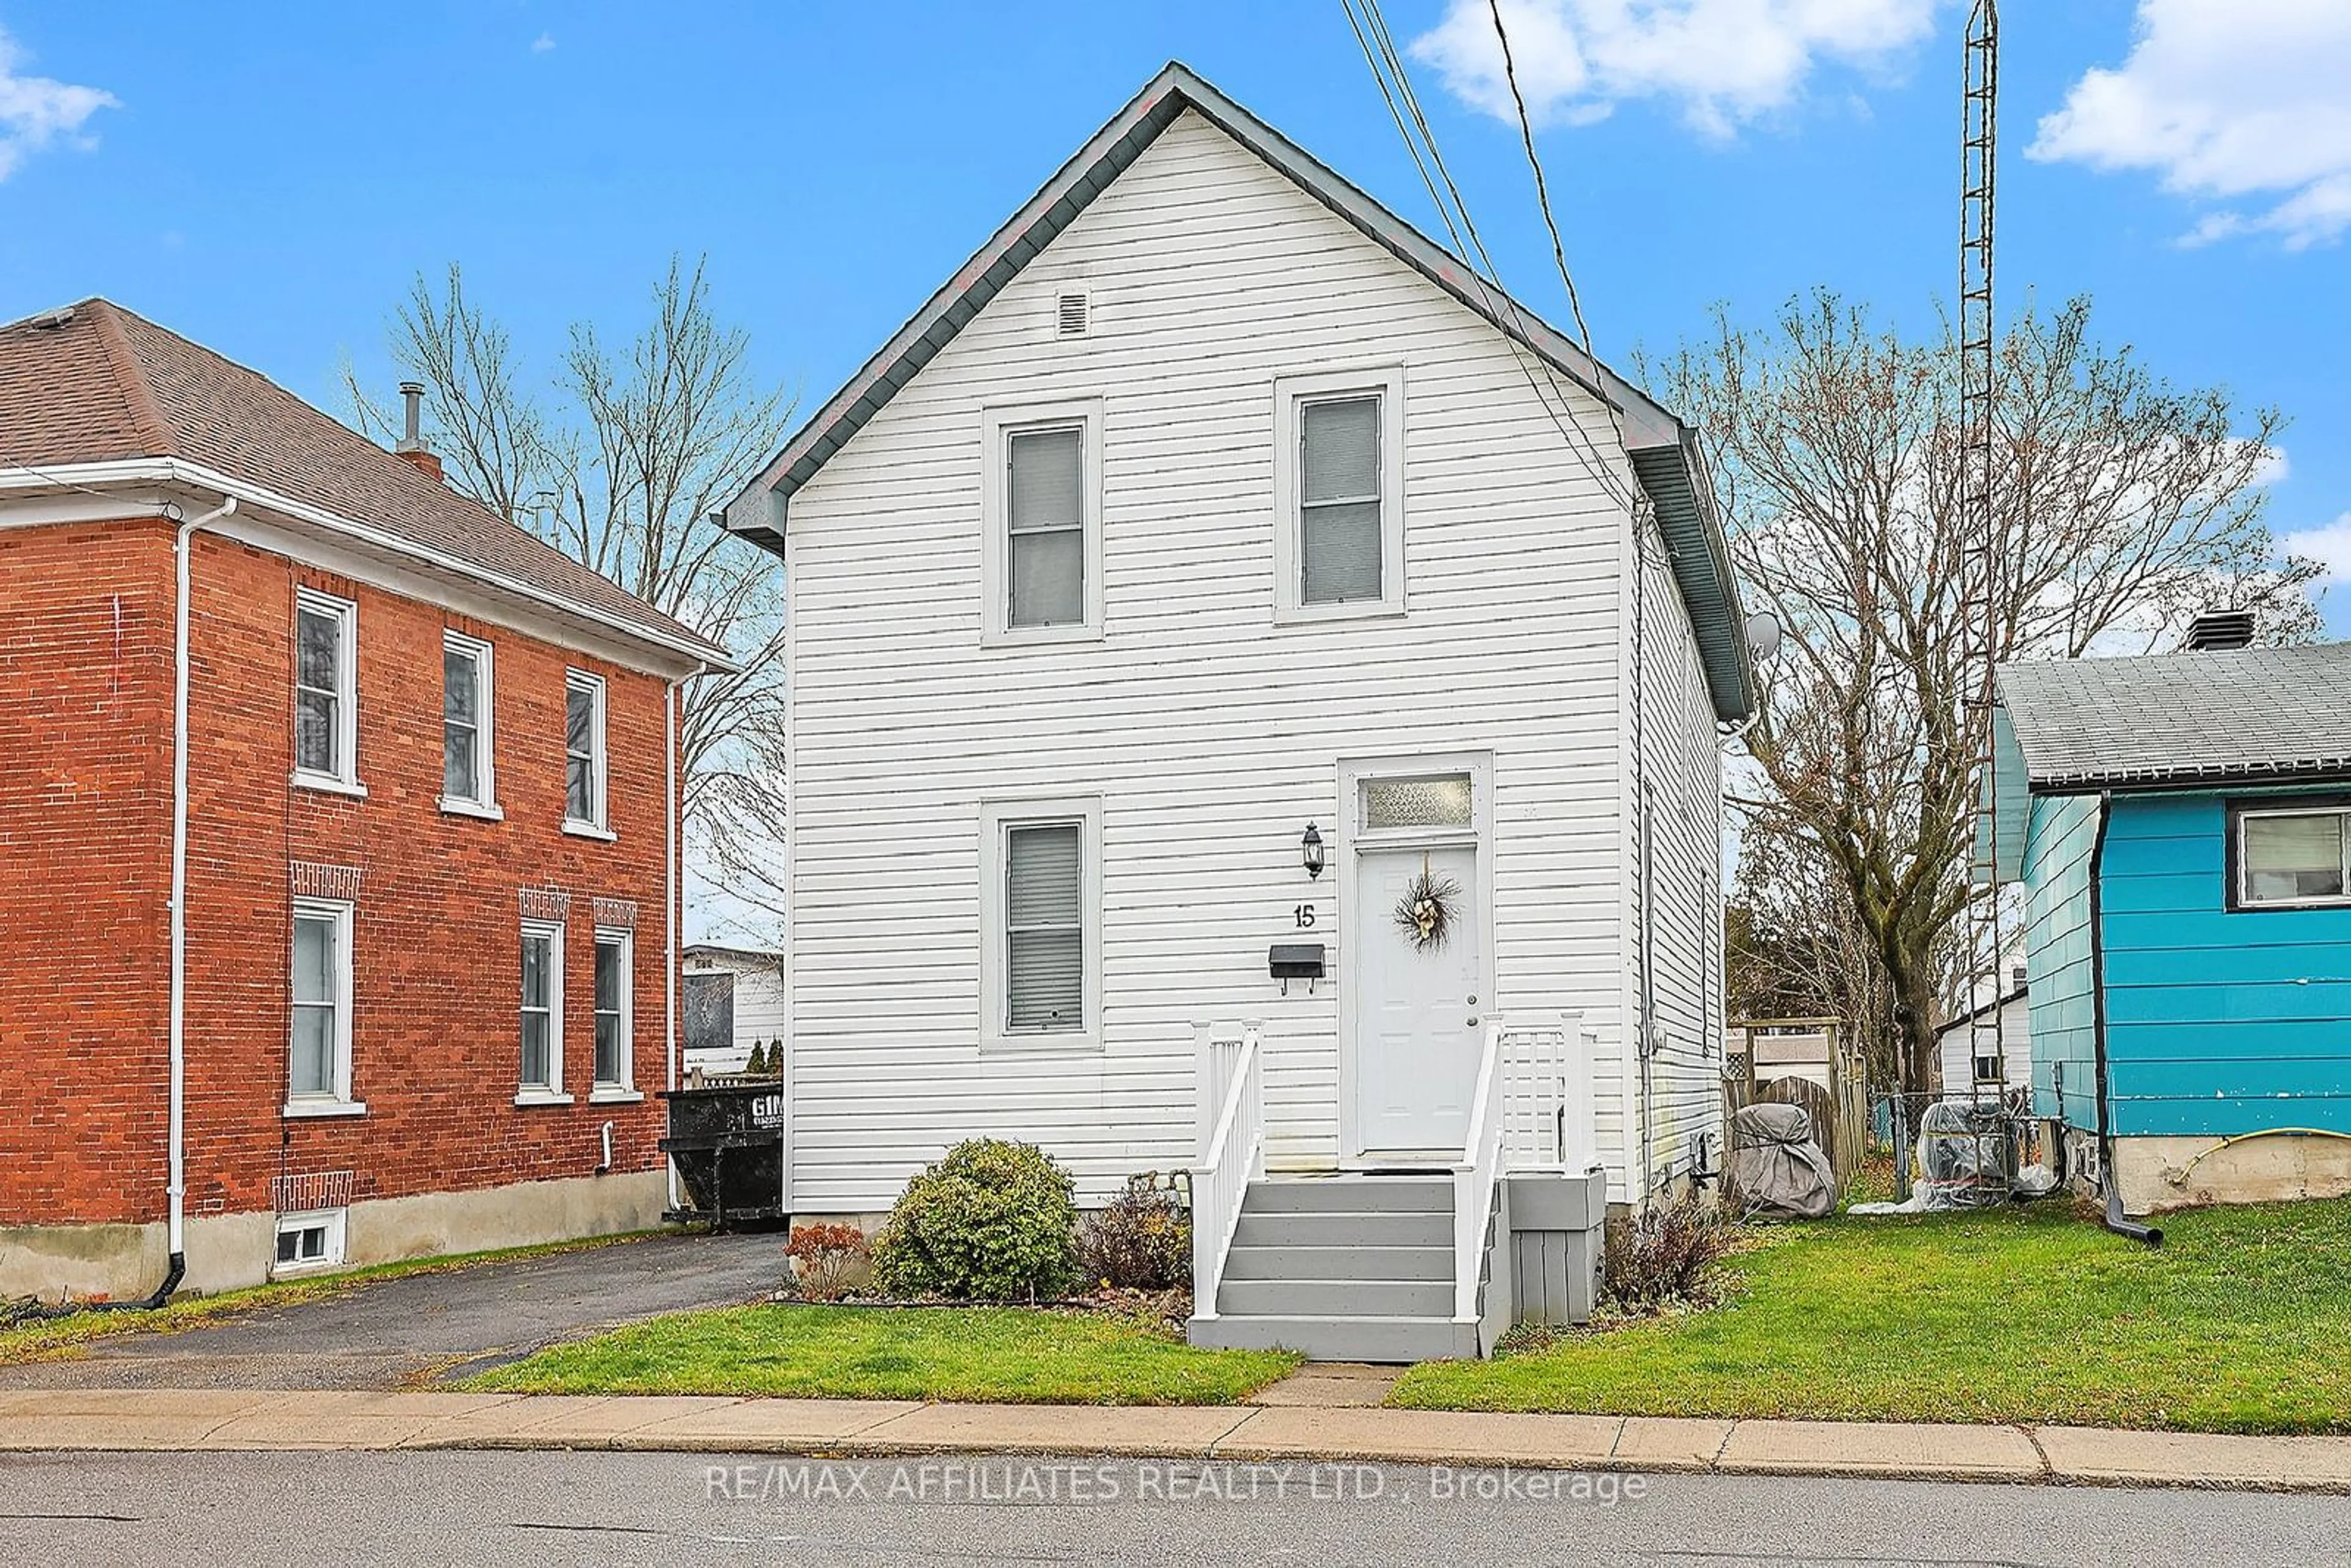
(1456, 1013, 1594, 1322)
(1189, 1022, 1264, 1322)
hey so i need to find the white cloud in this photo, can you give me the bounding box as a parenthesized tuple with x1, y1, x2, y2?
(2281, 513, 2351, 587)
(0, 24, 117, 181)
(531, 32, 556, 54)
(1408, 0, 1939, 141)
(2030, 0, 2351, 249)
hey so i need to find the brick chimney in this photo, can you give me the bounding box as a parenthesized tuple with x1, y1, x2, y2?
(394, 381, 444, 482)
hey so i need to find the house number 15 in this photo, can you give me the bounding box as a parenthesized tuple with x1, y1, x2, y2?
(1293, 904, 1318, 929)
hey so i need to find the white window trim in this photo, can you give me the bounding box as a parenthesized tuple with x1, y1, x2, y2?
(563, 669, 609, 834)
(980, 398, 1106, 647)
(1273, 366, 1407, 623)
(518, 917, 572, 1104)
(285, 896, 361, 1115)
(978, 796, 1104, 1052)
(291, 587, 365, 793)
(272, 1207, 347, 1275)
(2237, 804, 2351, 909)
(590, 926, 636, 1095)
(439, 629, 501, 818)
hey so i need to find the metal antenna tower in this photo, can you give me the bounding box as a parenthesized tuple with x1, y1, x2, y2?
(1960, 0, 2007, 1121)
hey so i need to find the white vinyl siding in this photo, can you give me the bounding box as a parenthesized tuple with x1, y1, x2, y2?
(293, 588, 359, 790)
(778, 110, 1665, 1209)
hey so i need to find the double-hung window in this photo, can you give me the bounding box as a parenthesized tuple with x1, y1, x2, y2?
(981, 400, 1104, 642)
(441, 631, 497, 816)
(293, 588, 361, 790)
(564, 670, 609, 835)
(288, 898, 358, 1113)
(592, 928, 633, 1093)
(1273, 368, 1405, 619)
(2237, 805, 2351, 908)
(519, 918, 568, 1101)
(980, 798, 1102, 1049)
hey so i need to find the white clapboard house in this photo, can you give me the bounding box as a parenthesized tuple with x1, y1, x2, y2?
(724, 64, 1757, 1359)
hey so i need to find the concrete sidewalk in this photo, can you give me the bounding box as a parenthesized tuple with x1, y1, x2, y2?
(2, 1388, 2348, 1493)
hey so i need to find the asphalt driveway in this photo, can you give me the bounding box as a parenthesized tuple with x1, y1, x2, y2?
(0, 1231, 783, 1392)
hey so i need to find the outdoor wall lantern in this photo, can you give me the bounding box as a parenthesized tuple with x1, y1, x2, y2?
(1301, 823, 1325, 880)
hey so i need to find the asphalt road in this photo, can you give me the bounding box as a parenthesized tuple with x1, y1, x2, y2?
(0, 1451, 2336, 1567)
(0, 1231, 784, 1390)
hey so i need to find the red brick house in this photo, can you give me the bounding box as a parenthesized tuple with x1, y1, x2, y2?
(0, 300, 731, 1301)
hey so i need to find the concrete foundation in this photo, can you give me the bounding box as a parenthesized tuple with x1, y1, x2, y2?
(2114, 1132, 2351, 1216)
(2, 1169, 671, 1302)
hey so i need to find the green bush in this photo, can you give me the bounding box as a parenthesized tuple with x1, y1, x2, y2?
(870, 1139, 1080, 1302)
(1078, 1174, 1193, 1291)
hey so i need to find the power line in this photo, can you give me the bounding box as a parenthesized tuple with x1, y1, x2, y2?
(1337, 0, 1640, 514)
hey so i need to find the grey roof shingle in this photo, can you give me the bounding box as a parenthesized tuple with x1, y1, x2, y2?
(1, 299, 731, 667)
(1997, 643, 2351, 789)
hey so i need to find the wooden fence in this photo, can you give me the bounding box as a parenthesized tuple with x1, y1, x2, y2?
(1725, 1017, 1868, 1187)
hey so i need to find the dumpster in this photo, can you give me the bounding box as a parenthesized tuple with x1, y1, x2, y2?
(659, 1084, 788, 1230)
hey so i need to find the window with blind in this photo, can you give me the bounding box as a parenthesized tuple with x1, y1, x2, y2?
(1274, 368, 1404, 618)
(1300, 396, 1383, 604)
(2238, 806, 2351, 907)
(1005, 823, 1083, 1031)
(982, 400, 1103, 642)
(441, 631, 495, 811)
(980, 798, 1101, 1048)
(1008, 426, 1084, 629)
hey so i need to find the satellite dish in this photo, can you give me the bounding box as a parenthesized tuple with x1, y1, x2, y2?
(1744, 611, 1783, 663)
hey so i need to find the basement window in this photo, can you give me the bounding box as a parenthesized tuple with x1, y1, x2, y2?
(274, 1209, 345, 1274)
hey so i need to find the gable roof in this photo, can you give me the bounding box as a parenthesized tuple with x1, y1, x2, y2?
(1997, 643, 2351, 793)
(0, 299, 731, 669)
(723, 60, 1753, 721)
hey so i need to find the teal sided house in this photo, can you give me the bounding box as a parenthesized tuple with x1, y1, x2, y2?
(1988, 629, 2351, 1217)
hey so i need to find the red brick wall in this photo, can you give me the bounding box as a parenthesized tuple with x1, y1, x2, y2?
(0, 517, 675, 1229)
(0, 520, 174, 1225)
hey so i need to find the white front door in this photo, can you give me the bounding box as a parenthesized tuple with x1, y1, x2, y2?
(1354, 841, 1483, 1159)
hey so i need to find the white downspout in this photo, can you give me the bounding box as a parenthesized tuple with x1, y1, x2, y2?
(664, 667, 705, 1212)
(168, 497, 237, 1288)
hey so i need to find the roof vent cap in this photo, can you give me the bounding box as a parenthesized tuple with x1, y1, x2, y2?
(31, 306, 75, 329)
(2182, 610, 2256, 652)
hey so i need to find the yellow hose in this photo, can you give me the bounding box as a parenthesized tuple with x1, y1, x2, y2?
(2162, 1128, 2351, 1188)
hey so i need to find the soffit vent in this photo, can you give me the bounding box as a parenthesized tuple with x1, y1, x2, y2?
(1056, 291, 1090, 339)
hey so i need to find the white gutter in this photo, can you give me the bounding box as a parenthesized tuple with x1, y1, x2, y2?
(168, 497, 239, 1283)
(0, 459, 736, 677)
(663, 666, 708, 1212)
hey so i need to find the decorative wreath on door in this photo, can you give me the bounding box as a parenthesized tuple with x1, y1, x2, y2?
(1393, 854, 1462, 953)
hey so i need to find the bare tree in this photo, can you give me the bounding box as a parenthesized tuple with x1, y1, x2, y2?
(1648, 292, 2319, 1105)
(346, 258, 795, 934)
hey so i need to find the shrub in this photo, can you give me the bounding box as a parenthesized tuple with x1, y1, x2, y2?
(744, 1041, 768, 1076)
(1078, 1174, 1193, 1291)
(784, 1222, 868, 1301)
(869, 1139, 1080, 1302)
(1603, 1194, 1733, 1315)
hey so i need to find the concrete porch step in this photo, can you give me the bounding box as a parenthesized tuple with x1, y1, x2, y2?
(1217, 1278, 1453, 1319)
(1221, 1243, 1452, 1282)
(1243, 1176, 1453, 1214)
(1187, 1312, 1477, 1364)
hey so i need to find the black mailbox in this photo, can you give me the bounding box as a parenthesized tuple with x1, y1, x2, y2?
(1270, 943, 1327, 980)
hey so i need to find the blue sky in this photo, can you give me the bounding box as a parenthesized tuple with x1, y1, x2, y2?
(3, 1, 2345, 629)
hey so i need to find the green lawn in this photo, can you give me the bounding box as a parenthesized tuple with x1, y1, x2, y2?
(462, 1304, 1302, 1406)
(1393, 1197, 2351, 1433)
(0, 1231, 659, 1367)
